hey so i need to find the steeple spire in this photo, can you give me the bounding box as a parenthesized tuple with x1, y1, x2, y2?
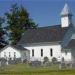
(61, 3, 72, 16)
(60, 3, 73, 28)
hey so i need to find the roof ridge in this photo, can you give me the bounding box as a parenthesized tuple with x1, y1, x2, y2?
(38, 25, 61, 28)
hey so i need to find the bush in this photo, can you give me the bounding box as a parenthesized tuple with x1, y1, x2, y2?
(52, 57, 57, 64)
(30, 60, 41, 67)
(0, 58, 7, 62)
(0, 58, 7, 66)
(61, 57, 65, 62)
(23, 59, 28, 63)
(43, 57, 49, 63)
(8, 58, 21, 64)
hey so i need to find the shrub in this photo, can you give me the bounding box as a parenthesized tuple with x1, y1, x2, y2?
(23, 59, 28, 63)
(52, 57, 57, 64)
(30, 60, 41, 67)
(61, 57, 65, 62)
(0, 58, 7, 66)
(43, 56, 49, 63)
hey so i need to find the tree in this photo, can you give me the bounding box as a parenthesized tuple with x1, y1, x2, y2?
(0, 17, 8, 49)
(5, 3, 37, 45)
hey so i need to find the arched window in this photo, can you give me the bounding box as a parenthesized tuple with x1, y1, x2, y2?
(32, 49, 34, 57)
(41, 49, 43, 57)
(50, 48, 53, 56)
(9, 52, 10, 57)
(4, 52, 6, 57)
(14, 52, 16, 58)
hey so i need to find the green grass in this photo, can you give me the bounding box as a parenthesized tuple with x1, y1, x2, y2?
(0, 63, 75, 75)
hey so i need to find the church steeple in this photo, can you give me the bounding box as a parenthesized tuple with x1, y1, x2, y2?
(61, 3, 72, 16)
(60, 3, 73, 27)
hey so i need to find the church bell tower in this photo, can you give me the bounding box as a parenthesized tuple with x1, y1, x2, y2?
(60, 3, 73, 28)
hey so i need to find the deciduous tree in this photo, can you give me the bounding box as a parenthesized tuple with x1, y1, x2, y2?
(5, 4, 37, 45)
(0, 17, 8, 49)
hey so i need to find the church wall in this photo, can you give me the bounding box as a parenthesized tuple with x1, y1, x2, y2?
(61, 51, 71, 62)
(0, 46, 30, 61)
(24, 44, 62, 61)
(0, 47, 21, 60)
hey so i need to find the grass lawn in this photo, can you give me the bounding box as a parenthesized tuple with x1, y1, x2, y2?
(0, 63, 75, 75)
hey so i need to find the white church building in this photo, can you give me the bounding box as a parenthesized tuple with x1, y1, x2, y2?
(18, 3, 74, 62)
(0, 3, 75, 62)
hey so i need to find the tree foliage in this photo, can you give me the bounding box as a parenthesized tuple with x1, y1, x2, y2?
(5, 3, 37, 45)
(0, 17, 8, 49)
